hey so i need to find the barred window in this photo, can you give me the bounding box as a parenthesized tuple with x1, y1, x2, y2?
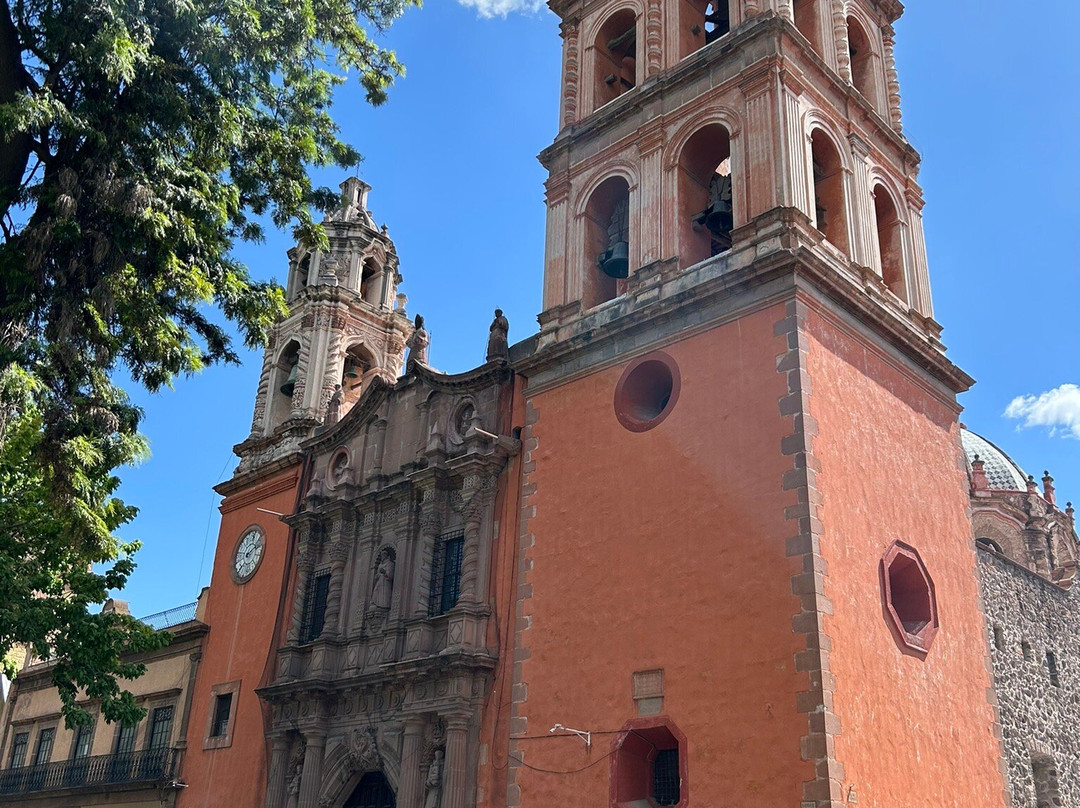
(429, 531, 465, 616)
(653, 748, 680, 805)
(115, 722, 138, 755)
(149, 706, 174, 750)
(9, 732, 28, 768)
(300, 571, 331, 643)
(33, 728, 54, 766)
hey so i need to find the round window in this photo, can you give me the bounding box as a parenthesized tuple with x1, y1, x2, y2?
(614, 352, 681, 432)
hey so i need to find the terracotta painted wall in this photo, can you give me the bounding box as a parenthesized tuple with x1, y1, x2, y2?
(508, 303, 813, 807)
(178, 465, 302, 808)
(804, 305, 1008, 807)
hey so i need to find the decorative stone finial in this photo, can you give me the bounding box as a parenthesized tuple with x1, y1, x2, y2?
(1043, 471, 1056, 506)
(970, 453, 988, 493)
(1027, 474, 1039, 495)
(1067, 502, 1075, 525)
(486, 308, 509, 364)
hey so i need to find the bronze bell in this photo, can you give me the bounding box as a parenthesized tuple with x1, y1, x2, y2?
(695, 174, 734, 238)
(343, 360, 361, 380)
(598, 239, 630, 279)
(280, 362, 298, 397)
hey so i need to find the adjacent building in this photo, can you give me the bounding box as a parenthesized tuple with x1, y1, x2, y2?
(0, 597, 208, 807)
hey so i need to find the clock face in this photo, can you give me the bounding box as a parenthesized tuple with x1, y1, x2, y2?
(233, 529, 264, 582)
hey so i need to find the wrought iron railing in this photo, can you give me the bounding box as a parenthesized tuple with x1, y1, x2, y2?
(138, 601, 198, 630)
(0, 748, 174, 797)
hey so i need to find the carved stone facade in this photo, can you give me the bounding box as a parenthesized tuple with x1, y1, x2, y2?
(258, 362, 518, 808)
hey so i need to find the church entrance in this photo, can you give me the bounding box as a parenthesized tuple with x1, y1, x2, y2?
(343, 772, 396, 808)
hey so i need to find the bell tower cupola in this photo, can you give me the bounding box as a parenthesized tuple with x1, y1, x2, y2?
(238, 178, 412, 473)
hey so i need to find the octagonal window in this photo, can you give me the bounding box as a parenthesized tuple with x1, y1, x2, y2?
(881, 541, 938, 653)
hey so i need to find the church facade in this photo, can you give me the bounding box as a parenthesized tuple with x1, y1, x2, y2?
(2, 0, 1076, 807)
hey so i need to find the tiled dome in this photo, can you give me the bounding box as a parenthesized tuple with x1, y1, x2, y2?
(961, 428, 1029, 492)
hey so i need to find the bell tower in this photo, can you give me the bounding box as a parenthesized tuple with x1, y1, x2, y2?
(499, 1, 1010, 807)
(239, 177, 412, 475)
(179, 181, 412, 808)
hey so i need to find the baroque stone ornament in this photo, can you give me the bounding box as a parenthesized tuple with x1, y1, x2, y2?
(346, 726, 381, 773)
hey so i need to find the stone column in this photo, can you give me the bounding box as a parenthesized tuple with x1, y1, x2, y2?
(266, 736, 291, 808)
(832, 0, 851, 83)
(323, 539, 350, 638)
(644, 0, 662, 77)
(440, 717, 470, 808)
(778, 79, 809, 216)
(288, 545, 316, 644)
(542, 177, 571, 311)
(637, 128, 663, 265)
(740, 71, 777, 218)
(882, 24, 903, 133)
(416, 490, 443, 617)
(904, 198, 933, 317)
(297, 731, 327, 808)
(846, 133, 875, 269)
(396, 719, 426, 808)
(458, 477, 489, 604)
(560, 20, 580, 127)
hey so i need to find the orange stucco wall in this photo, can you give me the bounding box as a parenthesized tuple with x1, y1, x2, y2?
(178, 464, 302, 808)
(508, 303, 813, 806)
(804, 306, 1008, 806)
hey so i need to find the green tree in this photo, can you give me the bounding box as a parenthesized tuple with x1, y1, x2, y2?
(0, 0, 415, 727)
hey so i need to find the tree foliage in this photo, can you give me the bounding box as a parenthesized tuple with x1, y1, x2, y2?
(0, 0, 415, 727)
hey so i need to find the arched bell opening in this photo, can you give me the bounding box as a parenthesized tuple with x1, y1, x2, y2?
(343, 772, 396, 808)
(846, 16, 877, 106)
(679, 0, 731, 58)
(271, 340, 301, 428)
(593, 10, 637, 111)
(810, 129, 850, 256)
(341, 343, 376, 411)
(677, 123, 734, 269)
(583, 176, 631, 310)
(792, 0, 822, 56)
(872, 183, 907, 302)
(288, 252, 312, 301)
(360, 258, 382, 306)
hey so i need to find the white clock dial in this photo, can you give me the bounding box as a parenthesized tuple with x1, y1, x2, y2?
(233, 530, 264, 581)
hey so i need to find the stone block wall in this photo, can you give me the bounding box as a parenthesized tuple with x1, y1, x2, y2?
(979, 547, 1080, 807)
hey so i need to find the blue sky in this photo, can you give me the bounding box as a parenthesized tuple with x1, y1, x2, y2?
(115, 0, 1080, 616)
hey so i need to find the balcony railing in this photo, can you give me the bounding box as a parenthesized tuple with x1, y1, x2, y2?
(0, 748, 174, 797)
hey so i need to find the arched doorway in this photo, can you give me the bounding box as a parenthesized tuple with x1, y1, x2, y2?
(344, 772, 396, 808)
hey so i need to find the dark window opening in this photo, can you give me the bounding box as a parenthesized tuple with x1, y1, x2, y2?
(429, 531, 465, 616)
(344, 771, 397, 808)
(681, 0, 730, 56)
(873, 185, 906, 301)
(846, 17, 876, 104)
(1047, 651, 1061, 687)
(811, 130, 849, 256)
(1032, 754, 1063, 808)
(703, 3, 730, 43)
(594, 11, 637, 110)
(614, 353, 681, 432)
(976, 537, 1003, 554)
(678, 123, 733, 268)
(300, 571, 331, 643)
(149, 706, 174, 750)
(881, 542, 938, 652)
(210, 694, 233, 739)
(1022, 640, 1033, 661)
(116, 723, 137, 756)
(360, 258, 381, 305)
(584, 176, 631, 308)
(9, 732, 28, 769)
(653, 748, 680, 805)
(792, 0, 822, 54)
(993, 624, 1005, 652)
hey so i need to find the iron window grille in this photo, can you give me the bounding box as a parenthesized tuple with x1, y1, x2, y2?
(33, 729, 54, 767)
(9, 733, 28, 769)
(652, 748, 680, 806)
(210, 694, 233, 738)
(72, 723, 93, 760)
(300, 571, 331, 644)
(149, 706, 174, 750)
(115, 723, 137, 756)
(429, 531, 465, 616)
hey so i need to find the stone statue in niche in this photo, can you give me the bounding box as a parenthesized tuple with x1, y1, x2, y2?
(424, 749, 444, 808)
(486, 308, 509, 363)
(454, 403, 475, 441)
(371, 549, 395, 610)
(325, 384, 344, 425)
(285, 742, 305, 808)
(407, 314, 430, 366)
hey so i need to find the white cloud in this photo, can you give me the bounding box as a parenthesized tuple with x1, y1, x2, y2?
(456, 0, 543, 18)
(1004, 384, 1080, 440)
